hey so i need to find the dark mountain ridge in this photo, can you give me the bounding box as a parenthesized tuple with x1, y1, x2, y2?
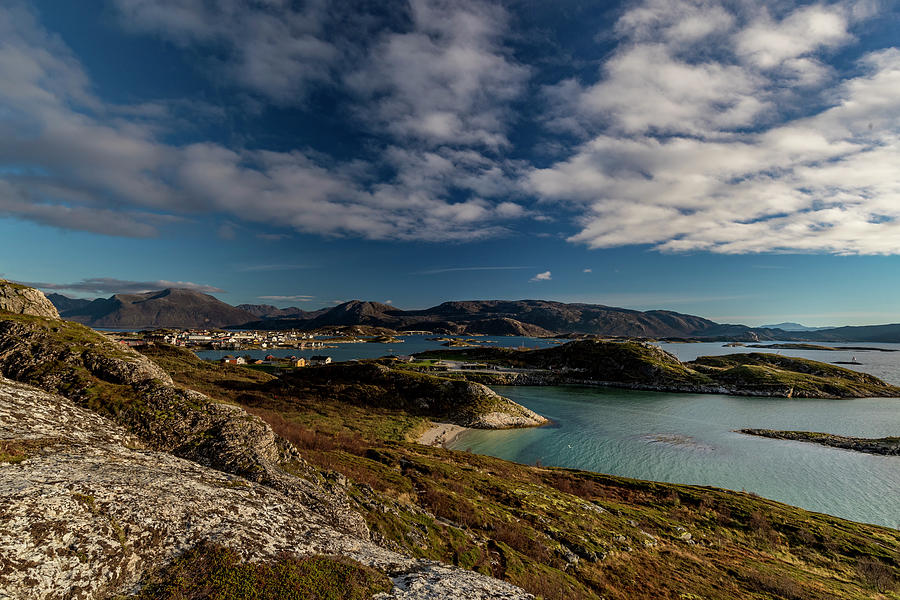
(54, 288, 258, 329)
(47, 291, 900, 342)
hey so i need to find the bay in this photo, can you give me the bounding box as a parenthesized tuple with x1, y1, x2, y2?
(450, 385, 900, 529)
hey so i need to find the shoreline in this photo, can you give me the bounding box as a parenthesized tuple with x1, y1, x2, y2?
(417, 422, 470, 448)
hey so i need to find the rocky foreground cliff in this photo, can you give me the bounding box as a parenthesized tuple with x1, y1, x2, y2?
(0, 282, 533, 599)
(0, 378, 529, 599)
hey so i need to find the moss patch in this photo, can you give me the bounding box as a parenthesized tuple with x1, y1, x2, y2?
(134, 541, 392, 600)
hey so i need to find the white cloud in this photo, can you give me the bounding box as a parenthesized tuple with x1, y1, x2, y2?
(531, 0, 900, 255)
(346, 0, 528, 149)
(0, 2, 532, 243)
(583, 268, 592, 273)
(24, 278, 224, 295)
(530, 270, 552, 282)
(111, 0, 336, 103)
(258, 295, 315, 302)
(734, 4, 851, 69)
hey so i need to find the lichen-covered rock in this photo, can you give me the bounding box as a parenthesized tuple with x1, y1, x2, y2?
(0, 280, 59, 319)
(81, 347, 173, 387)
(0, 315, 369, 538)
(0, 379, 531, 600)
(454, 382, 547, 428)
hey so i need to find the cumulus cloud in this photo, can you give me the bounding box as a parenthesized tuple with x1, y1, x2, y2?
(583, 268, 592, 273)
(24, 278, 224, 295)
(346, 0, 528, 149)
(0, 1, 533, 242)
(530, 270, 552, 282)
(111, 0, 336, 103)
(530, 0, 900, 255)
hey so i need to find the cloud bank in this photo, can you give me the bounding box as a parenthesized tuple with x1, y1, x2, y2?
(23, 278, 224, 295)
(530, 0, 900, 255)
(2, 0, 900, 255)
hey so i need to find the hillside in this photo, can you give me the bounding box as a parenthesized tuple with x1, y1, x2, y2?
(45, 289, 900, 342)
(417, 341, 900, 398)
(54, 288, 258, 328)
(2, 281, 899, 599)
(236, 298, 767, 338)
(236, 303, 321, 319)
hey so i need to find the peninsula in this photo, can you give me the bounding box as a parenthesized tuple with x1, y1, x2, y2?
(415, 341, 900, 398)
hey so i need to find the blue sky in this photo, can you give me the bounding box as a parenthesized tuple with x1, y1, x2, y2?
(1, 0, 899, 326)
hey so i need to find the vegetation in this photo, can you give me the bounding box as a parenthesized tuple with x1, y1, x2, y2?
(690, 353, 900, 397)
(0, 438, 58, 463)
(132, 542, 392, 600)
(416, 341, 900, 398)
(3, 310, 898, 599)
(0, 312, 148, 416)
(138, 343, 275, 405)
(134, 344, 900, 600)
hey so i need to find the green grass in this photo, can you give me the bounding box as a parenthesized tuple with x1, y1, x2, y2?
(5, 315, 898, 600)
(133, 541, 392, 600)
(418, 342, 900, 398)
(132, 341, 900, 600)
(690, 353, 900, 397)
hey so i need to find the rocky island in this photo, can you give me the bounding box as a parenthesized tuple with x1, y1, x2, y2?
(740, 429, 900, 456)
(2, 281, 899, 599)
(415, 340, 900, 398)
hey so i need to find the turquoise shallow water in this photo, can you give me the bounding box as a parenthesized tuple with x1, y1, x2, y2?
(197, 334, 900, 527)
(450, 386, 900, 529)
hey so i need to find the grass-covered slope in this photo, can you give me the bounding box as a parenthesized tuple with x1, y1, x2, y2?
(417, 341, 900, 398)
(689, 353, 900, 398)
(138, 344, 900, 599)
(138, 345, 546, 429)
(269, 361, 546, 428)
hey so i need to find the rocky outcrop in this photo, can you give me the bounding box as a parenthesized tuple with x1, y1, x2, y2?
(273, 362, 547, 429)
(419, 341, 900, 399)
(0, 378, 531, 599)
(740, 429, 900, 456)
(451, 381, 547, 428)
(0, 280, 59, 319)
(0, 315, 367, 537)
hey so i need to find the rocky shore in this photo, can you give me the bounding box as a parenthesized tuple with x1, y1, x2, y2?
(740, 429, 900, 456)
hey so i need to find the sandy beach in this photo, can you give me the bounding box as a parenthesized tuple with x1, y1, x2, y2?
(417, 422, 470, 447)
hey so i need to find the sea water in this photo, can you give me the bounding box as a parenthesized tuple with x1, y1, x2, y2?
(450, 386, 900, 529)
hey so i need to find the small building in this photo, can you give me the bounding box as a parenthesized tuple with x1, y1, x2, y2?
(294, 358, 307, 367)
(309, 355, 332, 366)
(220, 356, 247, 365)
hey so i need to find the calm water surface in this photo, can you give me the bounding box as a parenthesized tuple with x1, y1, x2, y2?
(451, 386, 900, 528)
(197, 334, 900, 527)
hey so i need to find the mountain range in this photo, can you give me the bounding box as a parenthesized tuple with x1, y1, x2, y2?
(45, 288, 900, 342)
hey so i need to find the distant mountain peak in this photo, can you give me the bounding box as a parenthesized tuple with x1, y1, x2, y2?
(760, 322, 831, 332)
